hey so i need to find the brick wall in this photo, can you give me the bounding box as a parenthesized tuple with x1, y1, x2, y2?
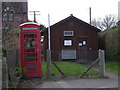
(2, 2, 28, 49)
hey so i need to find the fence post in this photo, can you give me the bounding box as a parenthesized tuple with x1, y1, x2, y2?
(99, 49, 105, 77)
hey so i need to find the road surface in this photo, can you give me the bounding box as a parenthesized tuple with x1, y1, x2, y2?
(36, 77, 118, 88)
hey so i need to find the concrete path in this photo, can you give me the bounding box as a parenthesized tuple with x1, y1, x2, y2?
(92, 67, 118, 79)
(36, 69, 119, 88)
(36, 78, 118, 88)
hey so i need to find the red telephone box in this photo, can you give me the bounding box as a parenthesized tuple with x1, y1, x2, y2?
(20, 22, 42, 77)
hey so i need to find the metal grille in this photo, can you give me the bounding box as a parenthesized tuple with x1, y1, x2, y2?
(61, 50, 76, 59)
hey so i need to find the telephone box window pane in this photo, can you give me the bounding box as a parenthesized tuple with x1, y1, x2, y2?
(24, 39, 35, 43)
(24, 49, 35, 52)
(27, 68, 38, 72)
(25, 63, 38, 67)
(24, 43, 36, 47)
(24, 34, 36, 38)
(25, 58, 37, 61)
(25, 53, 37, 57)
(24, 44, 30, 47)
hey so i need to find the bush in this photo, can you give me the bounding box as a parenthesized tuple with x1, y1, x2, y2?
(99, 27, 118, 61)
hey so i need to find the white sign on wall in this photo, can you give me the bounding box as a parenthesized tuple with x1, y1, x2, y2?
(64, 40, 72, 46)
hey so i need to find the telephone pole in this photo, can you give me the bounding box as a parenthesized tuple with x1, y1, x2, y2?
(29, 11, 40, 22)
(89, 7, 91, 25)
(47, 14, 52, 79)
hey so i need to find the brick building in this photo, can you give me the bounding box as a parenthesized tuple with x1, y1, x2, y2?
(1, 0, 28, 49)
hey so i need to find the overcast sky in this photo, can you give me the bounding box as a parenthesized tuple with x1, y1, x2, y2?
(28, 0, 119, 26)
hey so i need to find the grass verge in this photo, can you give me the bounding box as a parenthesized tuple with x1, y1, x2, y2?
(105, 61, 119, 75)
(42, 62, 99, 76)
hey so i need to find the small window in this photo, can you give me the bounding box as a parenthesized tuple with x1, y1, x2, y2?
(64, 40, 72, 46)
(83, 41, 86, 45)
(79, 43, 82, 46)
(64, 31, 74, 36)
(2, 11, 14, 22)
(78, 38, 87, 47)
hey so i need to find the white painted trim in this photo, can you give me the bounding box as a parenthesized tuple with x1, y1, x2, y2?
(20, 22, 40, 26)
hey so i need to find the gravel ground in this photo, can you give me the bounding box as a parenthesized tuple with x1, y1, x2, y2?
(17, 77, 43, 88)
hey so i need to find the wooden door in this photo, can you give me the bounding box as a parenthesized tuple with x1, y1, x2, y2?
(77, 38, 88, 60)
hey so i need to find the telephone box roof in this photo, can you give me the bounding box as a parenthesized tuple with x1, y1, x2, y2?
(20, 22, 40, 26)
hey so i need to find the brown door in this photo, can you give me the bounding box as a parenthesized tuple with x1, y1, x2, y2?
(77, 38, 88, 61)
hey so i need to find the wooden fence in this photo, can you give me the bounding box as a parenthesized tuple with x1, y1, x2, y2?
(2, 49, 20, 88)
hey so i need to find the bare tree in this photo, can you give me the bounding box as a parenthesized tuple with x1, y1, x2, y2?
(102, 15, 117, 29)
(92, 14, 117, 30)
(91, 18, 103, 30)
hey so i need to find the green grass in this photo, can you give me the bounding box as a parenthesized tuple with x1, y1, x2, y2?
(105, 61, 119, 74)
(42, 62, 99, 76)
